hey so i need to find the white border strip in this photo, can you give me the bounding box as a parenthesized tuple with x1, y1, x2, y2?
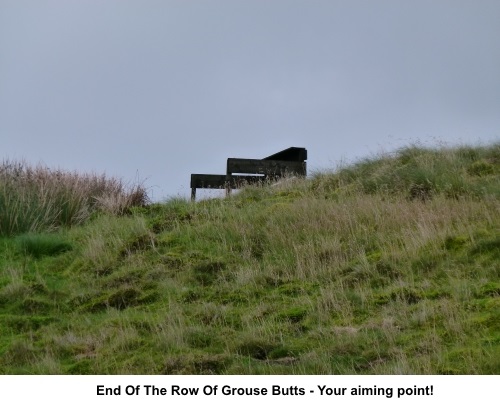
(1, 375, 498, 404)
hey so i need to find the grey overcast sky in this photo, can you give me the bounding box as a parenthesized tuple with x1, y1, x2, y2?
(1, 1, 499, 201)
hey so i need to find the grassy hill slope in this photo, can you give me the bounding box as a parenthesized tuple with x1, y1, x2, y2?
(1, 143, 499, 374)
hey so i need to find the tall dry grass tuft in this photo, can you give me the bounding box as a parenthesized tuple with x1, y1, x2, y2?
(0, 159, 148, 236)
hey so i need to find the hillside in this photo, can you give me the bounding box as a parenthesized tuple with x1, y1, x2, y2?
(0, 143, 499, 374)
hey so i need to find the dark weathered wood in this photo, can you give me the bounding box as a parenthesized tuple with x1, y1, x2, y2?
(264, 147, 307, 162)
(191, 174, 265, 189)
(191, 174, 226, 189)
(226, 159, 306, 176)
(190, 147, 307, 201)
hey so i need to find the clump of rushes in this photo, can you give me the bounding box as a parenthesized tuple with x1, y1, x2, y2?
(0, 159, 148, 236)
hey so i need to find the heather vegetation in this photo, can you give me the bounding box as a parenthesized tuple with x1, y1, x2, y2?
(0, 143, 499, 374)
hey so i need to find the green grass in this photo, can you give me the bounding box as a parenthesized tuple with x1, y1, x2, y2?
(14, 233, 73, 259)
(0, 143, 499, 374)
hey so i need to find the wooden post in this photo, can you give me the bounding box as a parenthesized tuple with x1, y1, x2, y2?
(191, 187, 196, 201)
(226, 161, 232, 196)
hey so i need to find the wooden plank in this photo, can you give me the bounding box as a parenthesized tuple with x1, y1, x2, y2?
(226, 159, 306, 176)
(264, 147, 307, 162)
(191, 174, 266, 189)
(230, 175, 266, 187)
(191, 174, 226, 189)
